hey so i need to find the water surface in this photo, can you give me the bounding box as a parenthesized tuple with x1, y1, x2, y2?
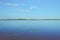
(0, 20, 60, 40)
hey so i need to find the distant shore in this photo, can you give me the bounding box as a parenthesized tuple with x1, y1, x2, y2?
(0, 19, 60, 20)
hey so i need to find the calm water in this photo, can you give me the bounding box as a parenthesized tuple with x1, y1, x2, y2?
(0, 20, 60, 40)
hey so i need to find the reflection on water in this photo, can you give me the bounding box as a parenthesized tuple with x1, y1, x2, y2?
(0, 20, 60, 40)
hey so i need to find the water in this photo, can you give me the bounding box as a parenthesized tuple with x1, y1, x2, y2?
(0, 20, 60, 40)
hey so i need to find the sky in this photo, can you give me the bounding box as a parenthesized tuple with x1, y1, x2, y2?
(0, 0, 60, 19)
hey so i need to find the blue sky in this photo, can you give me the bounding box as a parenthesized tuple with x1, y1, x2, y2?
(0, 0, 60, 19)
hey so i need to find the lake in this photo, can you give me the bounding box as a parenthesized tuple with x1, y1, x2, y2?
(0, 20, 60, 40)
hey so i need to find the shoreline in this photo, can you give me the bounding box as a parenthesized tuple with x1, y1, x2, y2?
(0, 19, 60, 20)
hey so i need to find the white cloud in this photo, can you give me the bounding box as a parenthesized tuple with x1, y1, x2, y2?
(5, 3, 20, 7)
(20, 10, 30, 12)
(0, 2, 39, 12)
(0, 2, 24, 7)
(17, 6, 38, 12)
(29, 6, 38, 10)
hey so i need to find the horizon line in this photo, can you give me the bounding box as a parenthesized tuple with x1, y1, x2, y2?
(0, 18, 60, 20)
